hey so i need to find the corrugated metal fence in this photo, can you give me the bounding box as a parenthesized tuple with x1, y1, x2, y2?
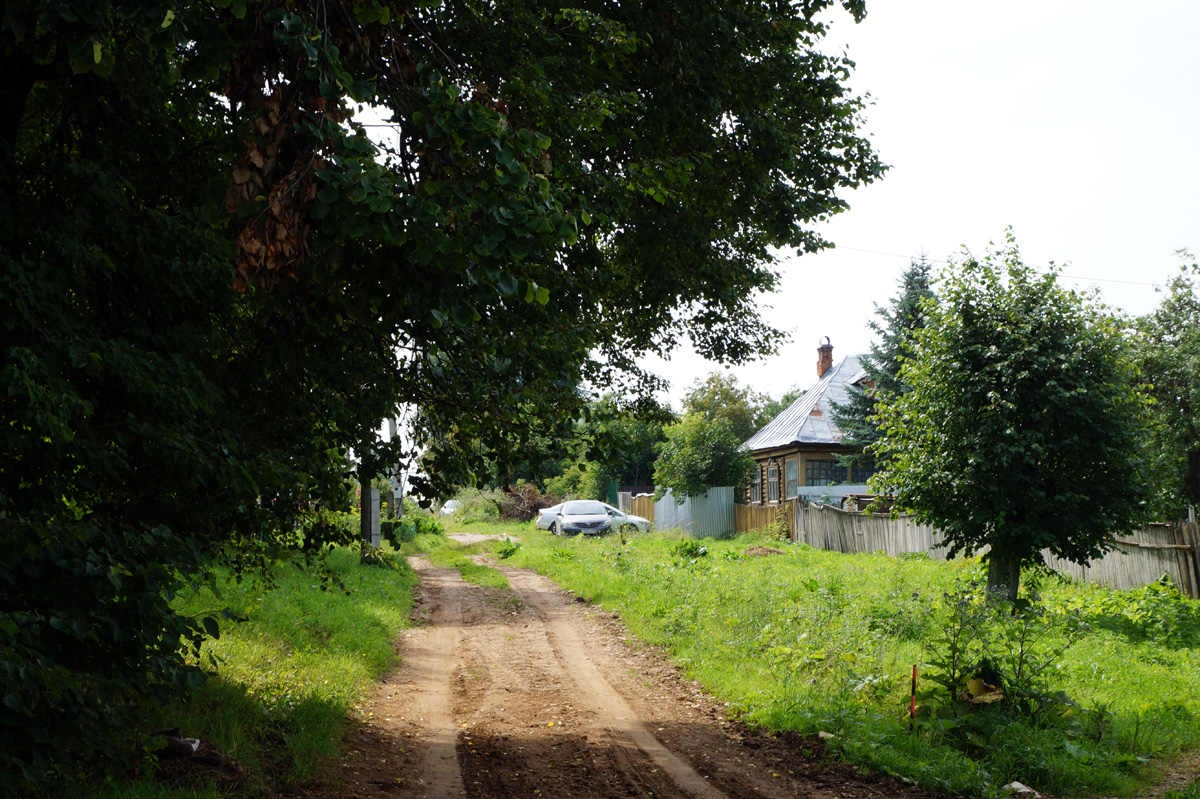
(653, 487, 735, 538)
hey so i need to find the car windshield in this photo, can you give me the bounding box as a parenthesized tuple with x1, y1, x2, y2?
(562, 501, 608, 515)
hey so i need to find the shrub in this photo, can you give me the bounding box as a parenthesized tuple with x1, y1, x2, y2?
(447, 488, 507, 523)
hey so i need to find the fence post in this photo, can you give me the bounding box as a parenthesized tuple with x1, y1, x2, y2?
(361, 488, 380, 548)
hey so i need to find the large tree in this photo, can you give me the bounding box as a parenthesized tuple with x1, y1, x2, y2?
(872, 236, 1152, 601)
(1135, 254, 1200, 514)
(832, 258, 934, 464)
(682, 372, 773, 443)
(1, 0, 882, 785)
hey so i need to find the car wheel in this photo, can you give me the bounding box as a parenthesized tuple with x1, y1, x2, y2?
(553, 521, 562, 536)
(620, 523, 636, 536)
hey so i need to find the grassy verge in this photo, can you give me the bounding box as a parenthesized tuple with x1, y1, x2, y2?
(403, 529, 512, 589)
(66, 545, 418, 798)
(459, 519, 1200, 799)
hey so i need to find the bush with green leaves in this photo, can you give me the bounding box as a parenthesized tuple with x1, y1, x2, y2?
(447, 488, 507, 523)
(653, 414, 755, 500)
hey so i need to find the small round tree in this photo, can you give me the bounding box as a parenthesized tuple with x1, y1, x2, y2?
(872, 235, 1153, 600)
(653, 415, 756, 501)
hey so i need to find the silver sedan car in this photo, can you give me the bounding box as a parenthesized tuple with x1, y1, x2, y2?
(548, 500, 650, 537)
(535, 503, 564, 531)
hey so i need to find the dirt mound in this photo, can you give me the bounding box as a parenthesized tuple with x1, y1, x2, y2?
(744, 545, 787, 557)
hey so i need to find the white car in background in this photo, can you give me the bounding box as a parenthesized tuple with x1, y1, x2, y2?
(535, 503, 564, 531)
(547, 500, 650, 537)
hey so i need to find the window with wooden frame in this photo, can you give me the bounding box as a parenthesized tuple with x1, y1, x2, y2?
(850, 459, 877, 484)
(805, 458, 841, 486)
(767, 465, 779, 503)
(750, 467, 761, 503)
(785, 457, 799, 499)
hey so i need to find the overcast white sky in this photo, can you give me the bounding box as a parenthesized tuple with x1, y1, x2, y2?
(642, 0, 1200, 409)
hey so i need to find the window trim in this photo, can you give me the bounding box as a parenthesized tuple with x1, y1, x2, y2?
(805, 458, 840, 487)
(767, 465, 779, 503)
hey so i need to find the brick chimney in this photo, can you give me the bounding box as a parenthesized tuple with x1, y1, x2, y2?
(817, 337, 833, 378)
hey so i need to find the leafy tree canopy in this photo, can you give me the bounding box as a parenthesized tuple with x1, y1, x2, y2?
(544, 396, 673, 500)
(682, 371, 774, 443)
(653, 414, 756, 501)
(872, 234, 1153, 600)
(1135, 253, 1200, 514)
(1, 0, 881, 786)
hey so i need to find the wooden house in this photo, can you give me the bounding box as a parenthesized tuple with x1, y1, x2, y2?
(742, 339, 876, 505)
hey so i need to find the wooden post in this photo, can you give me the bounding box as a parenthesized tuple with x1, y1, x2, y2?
(362, 487, 380, 548)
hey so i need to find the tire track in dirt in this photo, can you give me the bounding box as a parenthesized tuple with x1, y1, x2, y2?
(503, 567, 725, 799)
(398, 556, 465, 799)
(303, 551, 945, 799)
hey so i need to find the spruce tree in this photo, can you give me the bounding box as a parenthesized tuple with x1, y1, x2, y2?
(832, 259, 935, 466)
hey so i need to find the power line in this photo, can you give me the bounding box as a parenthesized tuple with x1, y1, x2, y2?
(833, 245, 1167, 290)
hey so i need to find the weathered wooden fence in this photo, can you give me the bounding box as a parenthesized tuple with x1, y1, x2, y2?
(793, 501, 952, 559)
(1043, 523, 1200, 597)
(763, 500, 1200, 598)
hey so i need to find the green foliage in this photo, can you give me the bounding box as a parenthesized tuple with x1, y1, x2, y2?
(653, 415, 756, 500)
(1053, 574, 1200, 648)
(379, 512, 442, 547)
(51, 547, 416, 798)
(921, 579, 1088, 713)
(1134, 252, 1200, 512)
(832, 258, 934, 465)
(670, 539, 709, 561)
(682, 372, 772, 443)
(496, 538, 521, 559)
(765, 506, 792, 542)
(544, 396, 672, 500)
(873, 233, 1154, 599)
(1, 0, 881, 786)
(448, 487, 507, 523)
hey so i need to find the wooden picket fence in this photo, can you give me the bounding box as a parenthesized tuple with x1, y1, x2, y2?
(734, 503, 792, 537)
(630, 494, 656, 522)
(734, 500, 1200, 598)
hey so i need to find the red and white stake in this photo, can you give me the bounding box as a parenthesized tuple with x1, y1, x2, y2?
(910, 664, 918, 730)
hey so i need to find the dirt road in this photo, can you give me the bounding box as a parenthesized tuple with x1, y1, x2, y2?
(303, 545, 943, 799)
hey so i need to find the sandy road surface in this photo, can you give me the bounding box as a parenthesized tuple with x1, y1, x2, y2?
(301, 548, 943, 799)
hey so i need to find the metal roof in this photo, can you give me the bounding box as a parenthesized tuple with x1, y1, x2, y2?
(743, 355, 866, 451)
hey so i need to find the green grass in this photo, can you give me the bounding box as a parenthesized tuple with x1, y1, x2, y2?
(65, 545, 418, 798)
(403, 527, 513, 589)
(456, 519, 1200, 799)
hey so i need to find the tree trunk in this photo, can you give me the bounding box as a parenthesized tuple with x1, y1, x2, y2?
(1185, 449, 1200, 508)
(986, 550, 1021, 603)
(359, 437, 373, 546)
